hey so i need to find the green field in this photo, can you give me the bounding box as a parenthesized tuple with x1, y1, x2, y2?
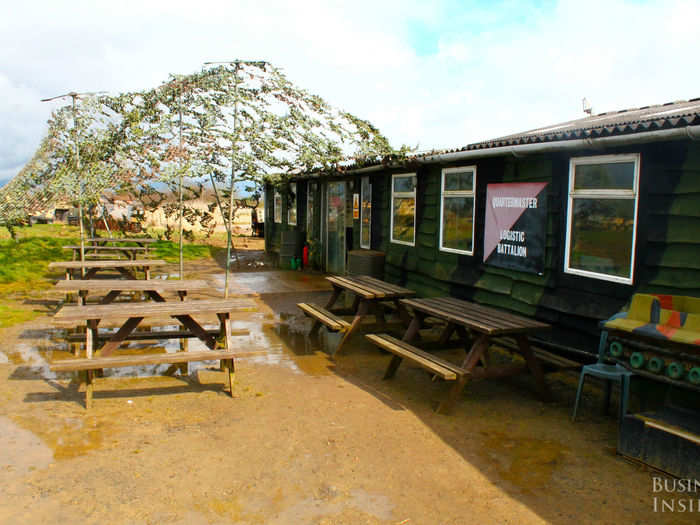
(0, 224, 217, 327)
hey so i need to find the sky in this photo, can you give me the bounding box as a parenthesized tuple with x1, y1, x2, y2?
(2, 0, 699, 184)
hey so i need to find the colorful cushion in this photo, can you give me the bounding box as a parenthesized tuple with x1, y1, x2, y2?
(603, 293, 700, 346)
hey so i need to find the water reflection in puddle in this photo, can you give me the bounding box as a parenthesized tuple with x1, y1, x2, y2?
(7, 311, 343, 381)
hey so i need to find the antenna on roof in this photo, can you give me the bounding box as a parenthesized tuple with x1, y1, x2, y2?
(582, 97, 593, 115)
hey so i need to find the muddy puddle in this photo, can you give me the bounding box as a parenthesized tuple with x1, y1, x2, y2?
(477, 430, 567, 492)
(5, 303, 341, 384)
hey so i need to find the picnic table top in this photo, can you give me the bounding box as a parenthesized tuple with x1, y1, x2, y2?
(55, 279, 209, 292)
(63, 245, 147, 251)
(400, 296, 551, 336)
(85, 237, 159, 243)
(53, 298, 257, 323)
(326, 275, 415, 300)
(48, 259, 166, 270)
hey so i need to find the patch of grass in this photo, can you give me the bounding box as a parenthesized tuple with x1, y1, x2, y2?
(0, 236, 75, 291)
(0, 223, 81, 240)
(151, 240, 213, 263)
(0, 303, 41, 328)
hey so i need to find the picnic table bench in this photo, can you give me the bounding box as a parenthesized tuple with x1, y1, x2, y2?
(366, 296, 551, 414)
(55, 279, 249, 350)
(86, 237, 158, 245)
(64, 244, 148, 260)
(51, 298, 258, 407)
(55, 278, 210, 305)
(298, 275, 414, 356)
(48, 259, 166, 280)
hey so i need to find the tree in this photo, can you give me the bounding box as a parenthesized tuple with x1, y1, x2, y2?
(3, 61, 399, 290)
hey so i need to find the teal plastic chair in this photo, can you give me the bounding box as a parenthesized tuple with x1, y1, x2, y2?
(572, 330, 634, 421)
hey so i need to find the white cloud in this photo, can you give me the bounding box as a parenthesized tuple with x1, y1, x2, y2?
(1, 0, 699, 181)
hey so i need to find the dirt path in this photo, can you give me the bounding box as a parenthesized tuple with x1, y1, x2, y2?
(0, 266, 693, 524)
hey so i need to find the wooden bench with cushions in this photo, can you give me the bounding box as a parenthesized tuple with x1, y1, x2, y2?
(602, 293, 700, 386)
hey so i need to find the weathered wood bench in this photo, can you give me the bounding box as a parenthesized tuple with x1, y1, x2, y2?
(64, 245, 148, 261)
(367, 296, 551, 414)
(366, 333, 469, 413)
(48, 259, 166, 280)
(50, 349, 264, 408)
(55, 278, 210, 305)
(51, 298, 257, 407)
(299, 275, 415, 356)
(297, 303, 350, 332)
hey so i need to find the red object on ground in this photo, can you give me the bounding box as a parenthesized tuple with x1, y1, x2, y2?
(302, 245, 309, 267)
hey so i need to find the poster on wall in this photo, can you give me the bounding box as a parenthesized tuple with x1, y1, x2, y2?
(353, 193, 360, 219)
(483, 182, 548, 275)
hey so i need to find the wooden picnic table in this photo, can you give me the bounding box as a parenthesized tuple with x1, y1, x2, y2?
(48, 259, 166, 280)
(51, 298, 258, 407)
(89, 236, 157, 253)
(298, 275, 415, 356)
(367, 296, 552, 414)
(64, 244, 148, 260)
(55, 278, 210, 305)
(86, 237, 159, 244)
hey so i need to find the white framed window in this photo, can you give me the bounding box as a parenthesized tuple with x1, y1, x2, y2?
(287, 182, 297, 225)
(307, 182, 316, 238)
(390, 173, 416, 246)
(360, 176, 371, 249)
(564, 153, 641, 284)
(439, 166, 476, 255)
(274, 189, 282, 224)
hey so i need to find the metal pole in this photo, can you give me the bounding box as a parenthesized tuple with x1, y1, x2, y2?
(73, 95, 86, 278)
(41, 91, 106, 278)
(209, 174, 231, 238)
(224, 61, 241, 298)
(178, 91, 184, 280)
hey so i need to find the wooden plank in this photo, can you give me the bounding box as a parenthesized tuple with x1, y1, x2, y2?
(85, 237, 159, 244)
(64, 245, 147, 251)
(421, 297, 529, 332)
(53, 299, 257, 323)
(326, 276, 377, 299)
(402, 298, 501, 334)
(65, 328, 249, 342)
(350, 275, 415, 298)
(297, 303, 350, 332)
(55, 279, 209, 292)
(438, 296, 550, 329)
(50, 349, 268, 372)
(365, 333, 464, 380)
(49, 259, 166, 270)
(403, 297, 550, 335)
(334, 275, 384, 297)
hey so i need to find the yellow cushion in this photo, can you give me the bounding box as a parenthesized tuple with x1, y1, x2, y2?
(627, 294, 657, 322)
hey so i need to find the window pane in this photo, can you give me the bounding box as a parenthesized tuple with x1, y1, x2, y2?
(274, 192, 282, 223)
(574, 162, 635, 190)
(361, 177, 371, 248)
(444, 170, 474, 191)
(307, 183, 315, 237)
(392, 197, 415, 243)
(393, 176, 414, 193)
(442, 196, 473, 252)
(569, 198, 635, 278)
(288, 183, 297, 224)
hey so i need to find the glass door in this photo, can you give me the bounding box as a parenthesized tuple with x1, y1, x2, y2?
(326, 181, 346, 275)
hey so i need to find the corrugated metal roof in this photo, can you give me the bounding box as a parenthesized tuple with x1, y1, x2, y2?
(287, 97, 700, 178)
(424, 97, 700, 156)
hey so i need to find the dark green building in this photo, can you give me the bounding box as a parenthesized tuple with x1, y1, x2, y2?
(265, 98, 700, 359)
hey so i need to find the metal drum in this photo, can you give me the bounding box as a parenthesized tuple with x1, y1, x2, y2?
(347, 250, 385, 279)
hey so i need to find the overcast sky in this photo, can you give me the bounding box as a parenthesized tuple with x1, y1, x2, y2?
(2, 0, 699, 183)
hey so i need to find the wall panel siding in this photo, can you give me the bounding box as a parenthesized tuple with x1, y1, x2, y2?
(376, 140, 700, 357)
